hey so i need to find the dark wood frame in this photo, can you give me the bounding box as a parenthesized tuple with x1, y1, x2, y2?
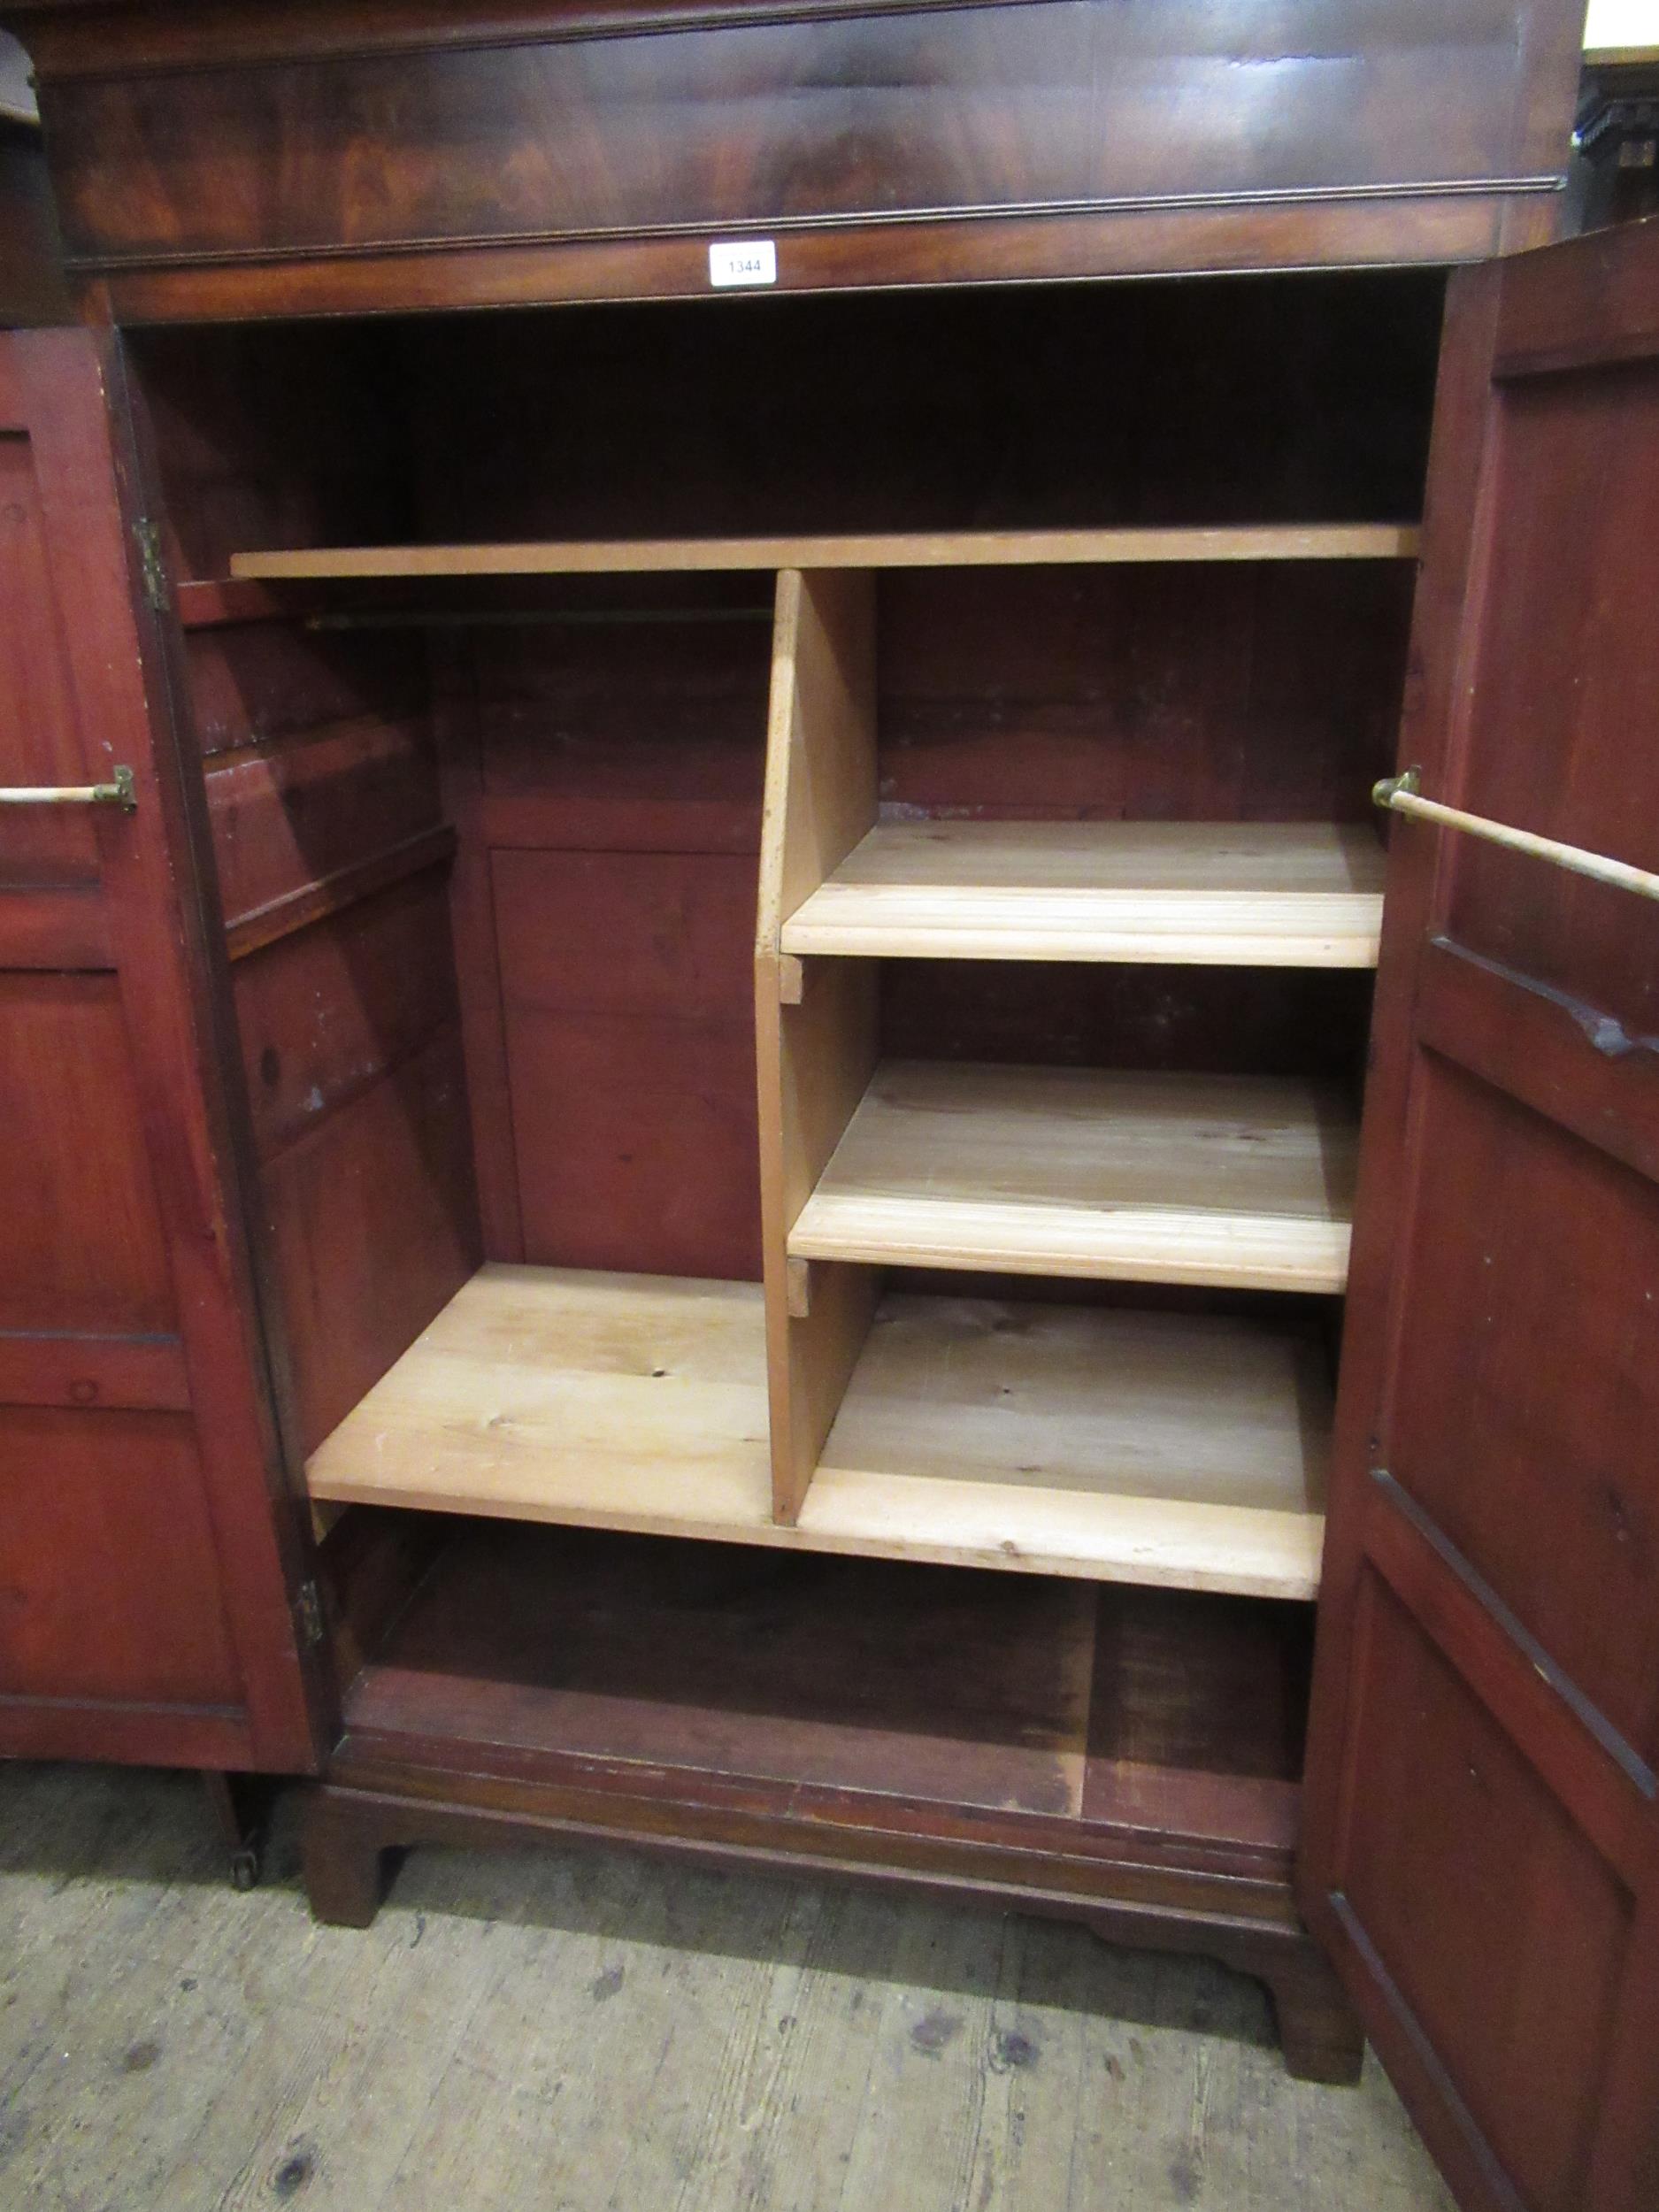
(4, 0, 1583, 321)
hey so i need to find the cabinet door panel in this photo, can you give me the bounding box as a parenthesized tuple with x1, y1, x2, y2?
(0, 423, 98, 886)
(0, 1409, 241, 1707)
(1339, 1574, 1633, 2212)
(1303, 222, 1659, 2212)
(0, 331, 322, 1773)
(1440, 362, 1659, 1033)
(1390, 1062, 1659, 1766)
(0, 972, 176, 1335)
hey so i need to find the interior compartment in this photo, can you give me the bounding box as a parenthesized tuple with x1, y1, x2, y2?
(127, 270, 1440, 1811)
(753, 526, 1406, 1554)
(325, 1518, 1315, 1863)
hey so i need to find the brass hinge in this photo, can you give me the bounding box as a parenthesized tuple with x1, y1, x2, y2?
(1371, 765, 1421, 808)
(134, 517, 171, 615)
(295, 1580, 326, 1651)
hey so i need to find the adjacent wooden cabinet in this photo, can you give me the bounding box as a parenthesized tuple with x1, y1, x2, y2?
(0, 334, 323, 1771)
(1, 5, 1655, 2208)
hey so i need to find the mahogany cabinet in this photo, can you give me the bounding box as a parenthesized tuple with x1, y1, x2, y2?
(3, 5, 1656, 2208)
(0, 331, 325, 1773)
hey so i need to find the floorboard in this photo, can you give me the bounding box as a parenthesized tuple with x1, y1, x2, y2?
(0, 1761, 1455, 2212)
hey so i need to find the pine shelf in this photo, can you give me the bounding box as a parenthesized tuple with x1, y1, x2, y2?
(810, 1294, 1328, 1600)
(304, 1264, 1328, 1598)
(306, 1267, 777, 1540)
(780, 819, 1387, 966)
(788, 1063, 1356, 1292)
(229, 522, 1419, 582)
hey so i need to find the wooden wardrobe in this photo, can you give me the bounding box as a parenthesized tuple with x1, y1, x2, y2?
(1, 5, 1655, 2208)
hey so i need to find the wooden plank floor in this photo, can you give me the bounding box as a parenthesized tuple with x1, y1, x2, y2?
(0, 1761, 1454, 2212)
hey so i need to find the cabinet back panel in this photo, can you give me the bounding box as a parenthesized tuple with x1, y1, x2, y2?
(495, 849, 762, 1280)
(881, 964, 1372, 1088)
(472, 580, 770, 849)
(402, 276, 1442, 541)
(876, 564, 1414, 825)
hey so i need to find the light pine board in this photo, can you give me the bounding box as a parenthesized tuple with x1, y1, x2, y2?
(811, 1296, 1328, 1600)
(754, 567, 879, 956)
(305, 1265, 1327, 1595)
(790, 1064, 1356, 1292)
(754, 567, 881, 1522)
(780, 820, 1387, 966)
(0, 1762, 1455, 2212)
(304, 1266, 777, 1536)
(229, 522, 1420, 581)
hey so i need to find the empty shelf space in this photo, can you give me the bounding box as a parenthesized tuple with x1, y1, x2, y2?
(789, 1063, 1356, 1291)
(342, 1519, 1310, 1855)
(780, 820, 1387, 965)
(229, 522, 1419, 582)
(806, 1295, 1329, 1600)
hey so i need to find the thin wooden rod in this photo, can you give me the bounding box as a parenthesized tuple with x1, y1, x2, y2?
(1374, 770, 1659, 904)
(303, 608, 774, 631)
(0, 767, 136, 812)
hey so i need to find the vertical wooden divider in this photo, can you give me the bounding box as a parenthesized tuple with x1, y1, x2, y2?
(755, 569, 881, 1524)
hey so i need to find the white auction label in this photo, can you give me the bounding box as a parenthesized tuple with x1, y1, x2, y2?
(708, 239, 778, 288)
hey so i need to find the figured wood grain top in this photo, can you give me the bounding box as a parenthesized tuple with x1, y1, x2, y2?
(790, 1063, 1356, 1291)
(229, 524, 1420, 581)
(780, 819, 1387, 965)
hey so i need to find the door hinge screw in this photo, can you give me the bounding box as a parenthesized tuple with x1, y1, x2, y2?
(296, 1581, 326, 1650)
(134, 517, 170, 614)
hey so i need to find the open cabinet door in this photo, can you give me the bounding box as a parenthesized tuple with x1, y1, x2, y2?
(0, 329, 324, 1773)
(1302, 222, 1659, 2212)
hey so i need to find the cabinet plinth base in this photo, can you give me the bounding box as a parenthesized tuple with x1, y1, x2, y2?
(303, 1520, 1359, 2084)
(301, 1776, 1359, 2085)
